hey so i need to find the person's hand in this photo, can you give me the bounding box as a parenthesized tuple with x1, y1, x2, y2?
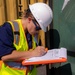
(32, 46, 47, 57)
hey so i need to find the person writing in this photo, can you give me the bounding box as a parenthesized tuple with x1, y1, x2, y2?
(0, 2, 53, 75)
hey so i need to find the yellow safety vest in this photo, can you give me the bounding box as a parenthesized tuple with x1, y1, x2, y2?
(0, 19, 37, 75)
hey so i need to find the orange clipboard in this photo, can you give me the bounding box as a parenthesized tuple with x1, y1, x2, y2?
(22, 48, 67, 66)
(22, 58, 67, 65)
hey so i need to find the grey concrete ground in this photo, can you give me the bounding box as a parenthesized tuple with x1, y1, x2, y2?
(37, 65, 47, 75)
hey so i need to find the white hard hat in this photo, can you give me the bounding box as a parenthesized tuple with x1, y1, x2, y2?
(29, 2, 53, 32)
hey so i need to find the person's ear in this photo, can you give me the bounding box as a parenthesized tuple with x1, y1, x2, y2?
(28, 17, 32, 22)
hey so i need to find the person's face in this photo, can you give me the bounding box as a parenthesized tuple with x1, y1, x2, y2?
(27, 17, 41, 35)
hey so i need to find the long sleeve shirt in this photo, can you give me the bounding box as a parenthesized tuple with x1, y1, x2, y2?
(0, 22, 33, 59)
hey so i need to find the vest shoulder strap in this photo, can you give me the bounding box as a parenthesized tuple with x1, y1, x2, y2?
(8, 21, 20, 45)
(12, 21, 20, 35)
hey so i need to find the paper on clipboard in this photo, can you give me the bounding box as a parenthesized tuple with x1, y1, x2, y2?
(22, 48, 67, 65)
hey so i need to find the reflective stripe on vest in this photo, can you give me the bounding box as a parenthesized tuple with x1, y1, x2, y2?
(11, 21, 20, 45)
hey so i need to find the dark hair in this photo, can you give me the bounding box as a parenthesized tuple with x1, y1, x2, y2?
(23, 8, 34, 19)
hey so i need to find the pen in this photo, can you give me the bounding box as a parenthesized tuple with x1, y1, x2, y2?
(45, 48, 48, 52)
